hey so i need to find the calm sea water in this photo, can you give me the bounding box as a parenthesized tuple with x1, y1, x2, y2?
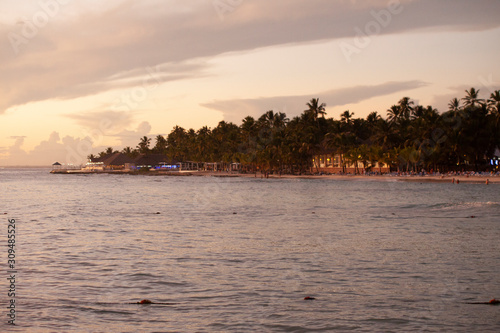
(1, 168, 499, 332)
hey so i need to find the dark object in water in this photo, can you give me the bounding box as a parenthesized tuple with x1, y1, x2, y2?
(466, 298, 499, 305)
(130, 299, 175, 305)
(304, 296, 315, 300)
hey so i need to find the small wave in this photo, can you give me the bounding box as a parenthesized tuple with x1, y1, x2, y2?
(152, 281, 188, 286)
(261, 323, 362, 331)
(432, 201, 500, 211)
(396, 201, 499, 212)
(129, 272, 159, 278)
(91, 308, 134, 315)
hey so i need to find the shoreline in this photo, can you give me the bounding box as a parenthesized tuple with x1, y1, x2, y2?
(258, 174, 499, 183)
(49, 169, 499, 184)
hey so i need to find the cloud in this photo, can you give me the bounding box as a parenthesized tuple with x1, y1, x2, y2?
(0, 119, 154, 166)
(0, 131, 94, 166)
(1, 0, 499, 113)
(111, 121, 152, 148)
(3, 137, 29, 163)
(202, 80, 428, 123)
(65, 110, 136, 135)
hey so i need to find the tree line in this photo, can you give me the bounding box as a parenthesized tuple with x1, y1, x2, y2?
(90, 88, 500, 174)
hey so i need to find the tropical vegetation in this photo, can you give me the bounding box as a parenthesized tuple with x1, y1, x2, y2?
(91, 88, 500, 174)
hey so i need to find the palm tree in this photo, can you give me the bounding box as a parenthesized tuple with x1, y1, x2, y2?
(386, 105, 400, 124)
(448, 98, 461, 113)
(487, 90, 500, 127)
(462, 87, 484, 108)
(345, 147, 361, 174)
(358, 144, 370, 171)
(340, 110, 353, 123)
(366, 111, 381, 124)
(137, 136, 151, 154)
(305, 98, 327, 120)
(373, 118, 395, 149)
(122, 146, 138, 158)
(443, 97, 466, 131)
(166, 126, 188, 160)
(240, 116, 257, 141)
(368, 145, 384, 173)
(488, 90, 500, 111)
(397, 146, 414, 172)
(398, 97, 414, 121)
(195, 126, 213, 162)
(153, 135, 168, 154)
(411, 105, 424, 120)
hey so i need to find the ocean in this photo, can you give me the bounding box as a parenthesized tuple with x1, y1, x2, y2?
(1, 168, 499, 332)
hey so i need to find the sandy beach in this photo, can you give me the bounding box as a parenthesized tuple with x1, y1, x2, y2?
(240, 173, 500, 184)
(184, 171, 500, 184)
(50, 169, 499, 184)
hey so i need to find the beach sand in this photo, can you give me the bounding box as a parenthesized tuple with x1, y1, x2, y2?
(205, 172, 500, 184)
(51, 169, 499, 184)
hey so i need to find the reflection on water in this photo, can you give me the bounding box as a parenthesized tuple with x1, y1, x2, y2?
(1, 169, 499, 332)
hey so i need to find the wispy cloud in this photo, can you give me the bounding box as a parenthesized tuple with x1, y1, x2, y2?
(65, 110, 136, 134)
(202, 80, 428, 123)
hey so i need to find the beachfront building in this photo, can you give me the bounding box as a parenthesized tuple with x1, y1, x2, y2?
(133, 154, 180, 171)
(84, 153, 135, 171)
(312, 153, 390, 174)
(52, 162, 62, 171)
(203, 162, 219, 171)
(490, 148, 500, 170)
(230, 163, 242, 172)
(82, 152, 220, 172)
(51, 161, 81, 171)
(179, 161, 201, 171)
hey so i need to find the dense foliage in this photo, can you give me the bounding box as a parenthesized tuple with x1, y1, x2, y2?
(91, 88, 500, 174)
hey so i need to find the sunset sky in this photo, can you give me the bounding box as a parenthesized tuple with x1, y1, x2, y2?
(1, 0, 499, 166)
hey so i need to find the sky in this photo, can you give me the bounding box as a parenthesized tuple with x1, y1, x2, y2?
(1, 0, 499, 166)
